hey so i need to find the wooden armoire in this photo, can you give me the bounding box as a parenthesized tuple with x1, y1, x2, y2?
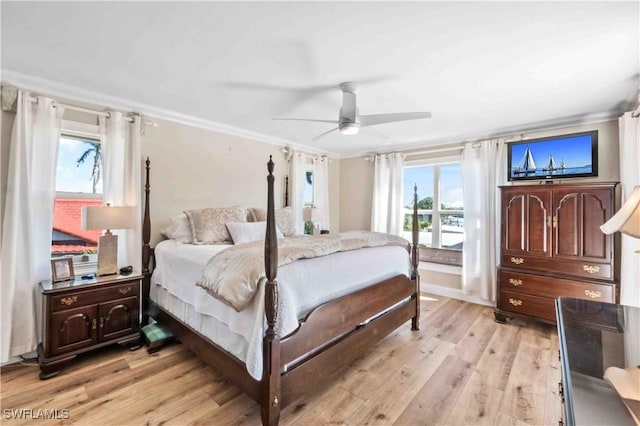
(494, 182, 619, 324)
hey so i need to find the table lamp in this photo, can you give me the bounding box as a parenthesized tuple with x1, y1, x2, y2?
(82, 204, 135, 275)
(600, 185, 640, 246)
(303, 207, 325, 235)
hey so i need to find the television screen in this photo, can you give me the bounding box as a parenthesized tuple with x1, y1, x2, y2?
(507, 131, 598, 181)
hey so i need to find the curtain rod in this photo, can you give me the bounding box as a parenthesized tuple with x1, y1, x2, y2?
(23, 95, 161, 127)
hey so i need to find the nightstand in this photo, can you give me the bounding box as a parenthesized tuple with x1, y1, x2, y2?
(37, 273, 142, 379)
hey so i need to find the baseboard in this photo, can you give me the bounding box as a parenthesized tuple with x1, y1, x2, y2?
(420, 282, 494, 307)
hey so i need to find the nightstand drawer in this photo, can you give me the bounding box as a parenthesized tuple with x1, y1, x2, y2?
(51, 282, 139, 312)
(500, 270, 615, 302)
(499, 291, 556, 322)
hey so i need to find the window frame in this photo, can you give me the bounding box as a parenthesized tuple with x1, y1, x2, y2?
(52, 121, 103, 273)
(405, 155, 464, 266)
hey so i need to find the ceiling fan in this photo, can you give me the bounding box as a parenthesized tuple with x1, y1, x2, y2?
(273, 82, 432, 141)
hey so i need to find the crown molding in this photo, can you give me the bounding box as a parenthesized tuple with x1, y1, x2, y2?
(0, 69, 341, 158)
(340, 109, 622, 159)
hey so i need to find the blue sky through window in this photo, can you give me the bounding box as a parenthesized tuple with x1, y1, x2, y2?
(404, 164, 463, 209)
(56, 137, 102, 193)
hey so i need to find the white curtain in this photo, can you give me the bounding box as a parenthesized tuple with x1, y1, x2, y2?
(371, 153, 404, 235)
(461, 139, 506, 302)
(618, 112, 640, 307)
(312, 156, 330, 231)
(99, 112, 142, 272)
(1, 92, 64, 362)
(288, 150, 307, 234)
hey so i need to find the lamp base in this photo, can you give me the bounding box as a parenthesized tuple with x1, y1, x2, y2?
(97, 234, 118, 276)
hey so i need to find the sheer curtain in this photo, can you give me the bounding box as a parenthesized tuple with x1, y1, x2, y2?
(100, 112, 142, 271)
(288, 150, 307, 234)
(618, 112, 640, 307)
(1, 92, 64, 362)
(313, 156, 330, 231)
(461, 139, 505, 302)
(371, 153, 404, 235)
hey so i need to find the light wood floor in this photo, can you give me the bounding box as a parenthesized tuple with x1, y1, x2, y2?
(1, 294, 562, 425)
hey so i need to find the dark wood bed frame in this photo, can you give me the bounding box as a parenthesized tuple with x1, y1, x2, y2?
(141, 156, 420, 426)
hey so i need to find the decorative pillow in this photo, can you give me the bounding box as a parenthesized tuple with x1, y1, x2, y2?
(161, 213, 192, 243)
(226, 221, 284, 244)
(249, 207, 299, 237)
(184, 207, 247, 244)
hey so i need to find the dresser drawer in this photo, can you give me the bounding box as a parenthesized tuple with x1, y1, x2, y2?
(501, 255, 612, 281)
(51, 282, 139, 312)
(499, 270, 615, 302)
(498, 291, 556, 322)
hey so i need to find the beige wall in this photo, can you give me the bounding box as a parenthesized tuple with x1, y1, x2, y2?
(338, 120, 621, 232)
(141, 119, 340, 246)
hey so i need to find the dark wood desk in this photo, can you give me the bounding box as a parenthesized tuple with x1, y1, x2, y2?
(556, 297, 638, 426)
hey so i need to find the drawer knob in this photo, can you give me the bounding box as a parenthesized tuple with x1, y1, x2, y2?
(119, 286, 132, 296)
(92, 319, 97, 330)
(509, 298, 523, 307)
(508, 278, 523, 286)
(60, 296, 78, 306)
(584, 290, 602, 299)
(510, 257, 524, 265)
(583, 265, 600, 274)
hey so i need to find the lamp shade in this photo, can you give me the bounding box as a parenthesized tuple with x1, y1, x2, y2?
(303, 207, 324, 223)
(81, 205, 136, 231)
(600, 185, 640, 238)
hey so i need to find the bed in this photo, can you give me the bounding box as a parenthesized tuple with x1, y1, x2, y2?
(141, 156, 420, 426)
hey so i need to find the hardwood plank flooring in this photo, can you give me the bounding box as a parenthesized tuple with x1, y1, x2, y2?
(0, 294, 561, 425)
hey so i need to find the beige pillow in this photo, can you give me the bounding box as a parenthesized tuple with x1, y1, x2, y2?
(161, 213, 192, 243)
(184, 207, 247, 244)
(249, 207, 298, 237)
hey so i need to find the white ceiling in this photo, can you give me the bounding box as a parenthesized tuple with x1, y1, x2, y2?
(1, 1, 638, 157)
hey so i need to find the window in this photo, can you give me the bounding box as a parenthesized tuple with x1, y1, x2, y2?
(303, 163, 315, 234)
(403, 159, 464, 266)
(52, 129, 103, 272)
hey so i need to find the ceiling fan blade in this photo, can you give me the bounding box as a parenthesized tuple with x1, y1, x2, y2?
(311, 127, 339, 141)
(273, 118, 339, 124)
(359, 112, 432, 127)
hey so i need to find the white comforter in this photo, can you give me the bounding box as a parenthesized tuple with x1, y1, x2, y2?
(152, 239, 411, 379)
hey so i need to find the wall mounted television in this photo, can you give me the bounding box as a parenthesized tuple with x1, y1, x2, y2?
(507, 131, 598, 181)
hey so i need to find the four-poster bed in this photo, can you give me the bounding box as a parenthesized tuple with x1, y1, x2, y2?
(141, 156, 421, 426)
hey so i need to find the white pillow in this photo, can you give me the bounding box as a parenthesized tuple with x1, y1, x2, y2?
(226, 221, 284, 244)
(161, 214, 192, 243)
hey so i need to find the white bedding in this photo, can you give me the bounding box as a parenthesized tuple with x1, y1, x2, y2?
(151, 239, 412, 379)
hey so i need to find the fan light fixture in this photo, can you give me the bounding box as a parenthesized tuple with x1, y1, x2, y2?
(339, 122, 360, 135)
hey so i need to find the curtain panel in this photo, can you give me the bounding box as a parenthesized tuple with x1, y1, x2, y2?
(461, 139, 506, 302)
(371, 153, 404, 236)
(288, 150, 307, 234)
(99, 113, 142, 272)
(1, 92, 65, 362)
(312, 156, 330, 231)
(618, 112, 640, 307)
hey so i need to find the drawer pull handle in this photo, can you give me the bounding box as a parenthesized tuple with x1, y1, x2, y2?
(510, 257, 524, 265)
(60, 296, 78, 306)
(92, 319, 97, 330)
(508, 278, 523, 286)
(119, 287, 132, 296)
(584, 290, 601, 299)
(99, 317, 104, 328)
(583, 265, 600, 274)
(509, 298, 523, 307)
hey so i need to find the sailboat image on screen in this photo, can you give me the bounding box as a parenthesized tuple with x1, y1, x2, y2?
(542, 154, 558, 171)
(515, 145, 537, 174)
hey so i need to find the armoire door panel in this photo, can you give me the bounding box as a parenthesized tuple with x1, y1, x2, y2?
(582, 192, 610, 261)
(504, 194, 525, 252)
(555, 193, 580, 257)
(526, 194, 549, 255)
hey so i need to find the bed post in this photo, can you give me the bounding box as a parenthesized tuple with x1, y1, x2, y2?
(411, 183, 420, 331)
(141, 157, 151, 327)
(262, 156, 281, 426)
